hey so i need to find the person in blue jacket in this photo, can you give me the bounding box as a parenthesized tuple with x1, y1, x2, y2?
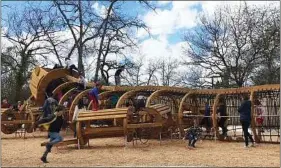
(238, 95, 255, 147)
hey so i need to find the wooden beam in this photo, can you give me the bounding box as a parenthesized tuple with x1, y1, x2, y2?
(77, 115, 126, 121)
(127, 122, 162, 129)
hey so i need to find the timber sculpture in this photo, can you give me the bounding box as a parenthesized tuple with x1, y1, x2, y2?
(1, 66, 280, 147)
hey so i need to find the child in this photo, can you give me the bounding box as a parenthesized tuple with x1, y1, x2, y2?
(183, 119, 203, 148)
(255, 99, 264, 133)
(40, 106, 65, 163)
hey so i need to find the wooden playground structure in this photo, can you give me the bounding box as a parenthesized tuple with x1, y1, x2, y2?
(1, 66, 280, 148)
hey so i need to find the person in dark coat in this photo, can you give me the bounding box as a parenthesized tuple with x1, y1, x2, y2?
(42, 93, 58, 118)
(114, 65, 125, 86)
(200, 101, 211, 133)
(40, 106, 64, 163)
(238, 95, 255, 147)
(217, 97, 228, 136)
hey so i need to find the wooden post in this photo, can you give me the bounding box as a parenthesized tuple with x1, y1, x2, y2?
(76, 121, 84, 149)
(212, 94, 221, 141)
(123, 118, 127, 147)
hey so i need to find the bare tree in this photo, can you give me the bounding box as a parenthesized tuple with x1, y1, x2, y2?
(122, 56, 145, 86)
(250, 6, 280, 85)
(93, 0, 154, 82)
(183, 3, 277, 87)
(145, 59, 160, 85)
(52, 0, 104, 75)
(1, 7, 50, 102)
(158, 58, 180, 86)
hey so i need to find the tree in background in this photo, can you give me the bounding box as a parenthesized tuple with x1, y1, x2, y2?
(183, 2, 279, 87)
(1, 7, 50, 102)
(250, 6, 280, 85)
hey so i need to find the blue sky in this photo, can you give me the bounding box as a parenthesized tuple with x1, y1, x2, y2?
(2, 1, 203, 45)
(2, 1, 279, 71)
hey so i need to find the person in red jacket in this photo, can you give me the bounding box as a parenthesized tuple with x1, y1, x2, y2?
(88, 82, 102, 111)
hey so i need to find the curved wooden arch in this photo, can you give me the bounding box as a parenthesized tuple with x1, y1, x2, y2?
(31, 67, 79, 106)
(68, 89, 92, 121)
(58, 88, 78, 105)
(178, 92, 194, 118)
(52, 81, 78, 96)
(145, 90, 163, 107)
(116, 90, 137, 108)
(115, 89, 155, 108)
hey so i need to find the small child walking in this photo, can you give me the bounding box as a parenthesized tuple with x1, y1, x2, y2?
(183, 119, 202, 149)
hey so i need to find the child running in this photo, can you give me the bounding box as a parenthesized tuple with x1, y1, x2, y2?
(40, 105, 65, 163)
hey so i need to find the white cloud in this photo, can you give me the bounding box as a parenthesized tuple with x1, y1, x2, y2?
(138, 1, 200, 38)
(158, 1, 171, 6)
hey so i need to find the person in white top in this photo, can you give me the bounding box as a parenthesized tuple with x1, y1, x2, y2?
(77, 74, 87, 90)
(65, 57, 78, 75)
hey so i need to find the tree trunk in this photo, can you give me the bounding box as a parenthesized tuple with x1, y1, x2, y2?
(94, 1, 116, 82)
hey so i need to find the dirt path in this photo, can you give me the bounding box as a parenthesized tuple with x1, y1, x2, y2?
(1, 131, 280, 167)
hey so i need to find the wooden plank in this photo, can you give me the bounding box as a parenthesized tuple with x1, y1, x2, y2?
(83, 127, 124, 135)
(156, 106, 170, 112)
(127, 122, 162, 129)
(79, 108, 128, 114)
(1, 120, 32, 124)
(41, 139, 78, 146)
(151, 104, 167, 109)
(85, 131, 124, 139)
(159, 109, 171, 115)
(76, 114, 127, 121)
(78, 111, 128, 117)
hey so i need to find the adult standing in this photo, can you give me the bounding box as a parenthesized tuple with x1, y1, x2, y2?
(200, 101, 211, 133)
(217, 97, 228, 136)
(114, 65, 125, 86)
(238, 95, 255, 147)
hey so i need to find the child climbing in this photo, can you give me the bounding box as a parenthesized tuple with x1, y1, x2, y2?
(88, 82, 102, 111)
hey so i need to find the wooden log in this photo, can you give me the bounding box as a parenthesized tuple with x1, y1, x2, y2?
(77, 114, 127, 121)
(78, 111, 128, 117)
(159, 109, 172, 115)
(78, 108, 128, 114)
(85, 131, 124, 138)
(83, 127, 124, 135)
(127, 122, 162, 129)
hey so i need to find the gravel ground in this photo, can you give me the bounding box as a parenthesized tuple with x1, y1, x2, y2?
(1, 131, 280, 167)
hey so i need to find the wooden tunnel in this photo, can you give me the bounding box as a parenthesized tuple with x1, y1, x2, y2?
(2, 66, 280, 146)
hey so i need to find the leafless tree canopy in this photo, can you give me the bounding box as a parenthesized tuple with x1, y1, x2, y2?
(183, 3, 280, 87)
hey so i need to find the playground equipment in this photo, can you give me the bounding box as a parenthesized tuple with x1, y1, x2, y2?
(1, 66, 280, 145)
